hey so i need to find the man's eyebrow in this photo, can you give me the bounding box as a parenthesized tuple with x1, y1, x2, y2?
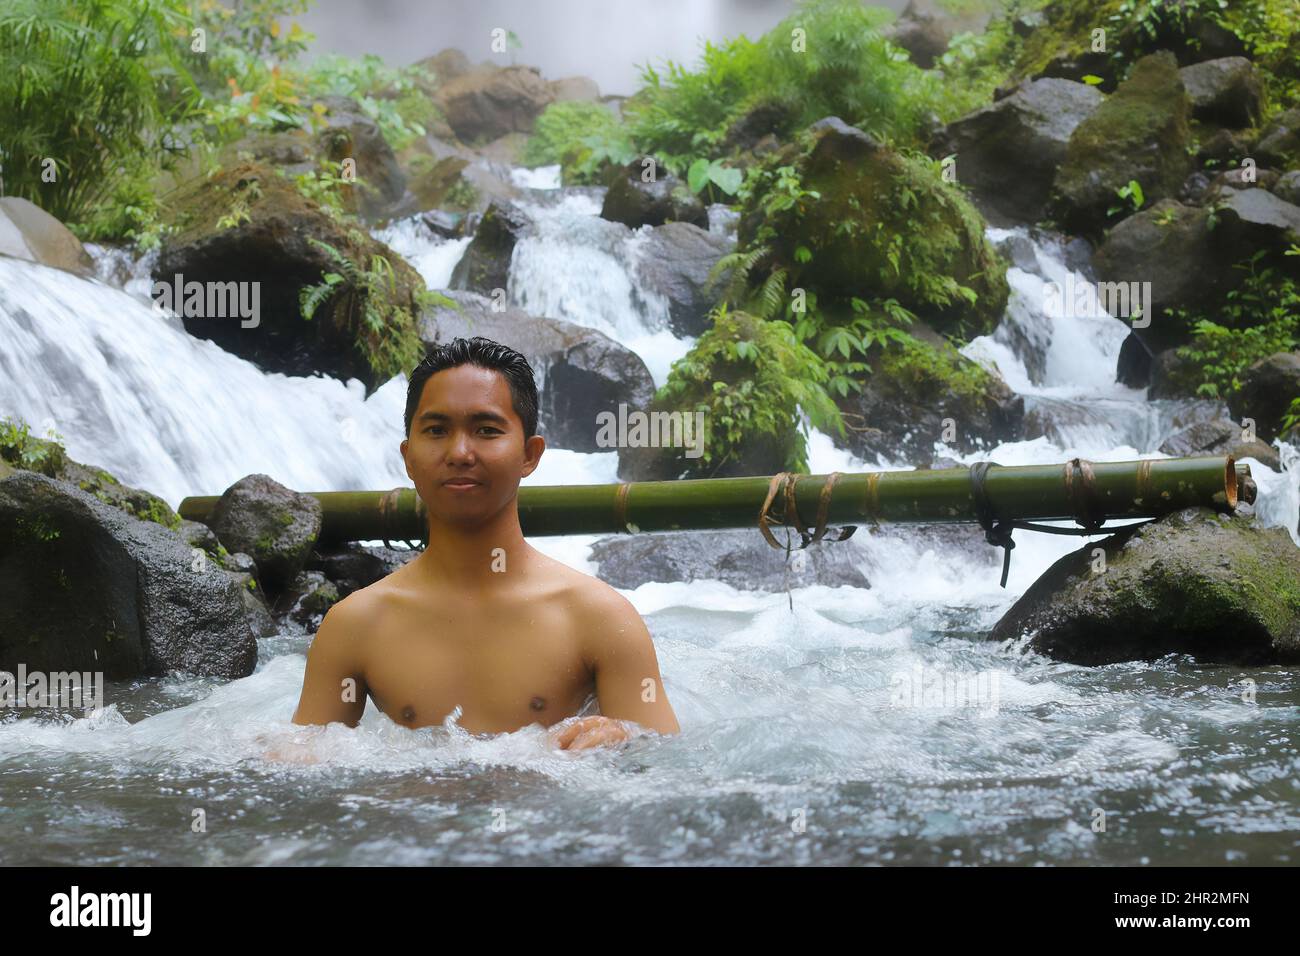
(416, 410, 510, 424)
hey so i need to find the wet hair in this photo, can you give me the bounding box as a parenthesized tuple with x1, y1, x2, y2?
(404, 337, 539, 439)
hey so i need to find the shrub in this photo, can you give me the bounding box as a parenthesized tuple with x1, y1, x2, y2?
(522, 101, 635, 184)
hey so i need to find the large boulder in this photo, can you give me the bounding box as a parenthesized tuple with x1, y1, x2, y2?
(740, 116, 1009, 336)
(0, 471, 258, 679)
(435, 65, 555, 143)
(590, 530, 869, 591)
(834, 322, 1023, 465)
(600, 158, 708, 230)
(421, 291, 655, 452)
(448, 200, 532, 294)
(1178, 57, 1263, 128)
(418, 48, 475, 85)
(989, 507, 1300, 665)
(935, 78, 1103, 224)
(1050, 52, 1193, 238)
(313, 95, 407, 221)
(1228, 352, 1300, 444)
(1216, 188, 1300, 250)
(155, 162, 426, 395)
(306, 544, 417, 599)
(1158, 418, 1281, 472)
(206, 474, 323, 599)
(634, 221, 732, 337)
(0, 197, 93, 276)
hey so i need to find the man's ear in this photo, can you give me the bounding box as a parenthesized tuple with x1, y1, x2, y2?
(400, 438, 411, 481)
(521, 434, 546, 479)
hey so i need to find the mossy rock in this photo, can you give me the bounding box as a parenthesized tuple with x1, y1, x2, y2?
(207, 473, 323, 599)
(156, 161, 426, 396)
(739, 117, 1009, 338)
(1050, 52, 1193, 239)
(990, 507, 1300, 664)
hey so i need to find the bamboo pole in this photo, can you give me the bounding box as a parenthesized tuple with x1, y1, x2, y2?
(177, 456, 1241, 544)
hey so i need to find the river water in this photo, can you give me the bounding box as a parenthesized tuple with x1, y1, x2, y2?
(1, 170, 1297, 865)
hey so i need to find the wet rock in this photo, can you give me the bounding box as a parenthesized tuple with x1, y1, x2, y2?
(1228, 351, 1300, 444)
(634, 221, 732, 337)
(600, 158, 708, 230)
(935, 78, 1103, 224)
(155, 161, 426, 395)
(436, 64, 555, 143)
(421, 291, 654, 452)
(1178, 57, 1263, 128)
(206, 474, 323, 599)
(1217, 188, 1300, 251)
(1157, 418, 1281, 472)
(306, 544, 418, 598)
(274, 570, 340, 633)
(590, 530, 869, 591)
(834, 322, 1023, 466)
(0, 197, 93, 277)
(448, 200, 532, 294)
(1050, 53, 1193, 238)
(722, 98, 801, 153)
(990, 507, 1300, 665)
(549, 76, 600, 103)
(0, 471, 258, 679)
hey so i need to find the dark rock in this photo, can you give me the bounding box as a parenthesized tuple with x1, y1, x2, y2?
(1147, 347, 1199, 399)
(0, 197, 93, 277)
(1217, 188, 1300, 251)
(589, 530, 869, 591)
(884, 0, 992, 69)
(273, 570, 340, 634)
(1178, 57, 1263, 128)
(634, 222, 732, 337)
(435, 64, 555, 143)
(1050, 53, 1193, 239)
(421, 291, 655, 452)
(1274, 170, 1300, 206)
(207, 474, 323, 598)
(155, 162, 426, 396)
(306, 544, 417, 598)
(600, 158, 708, 230)
(989, 507, 1300, 665)
(834, 322, 1023, 465)
(1228, 351, 1300, 444)
(1255, 107, 1300, 168)
(314, 95, 406, 221)
(0, 471, 257, 679)
(936, 78, 1103, 224)
(722, 98, 800, 153)
(448, 200, 532, 294)
(1158, 418, 1281, 472)
(1194, 125, 1252, 166)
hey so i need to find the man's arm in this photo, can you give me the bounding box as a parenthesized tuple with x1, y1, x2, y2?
(553, 587, 679, 750)
(291, 598, 368, 727)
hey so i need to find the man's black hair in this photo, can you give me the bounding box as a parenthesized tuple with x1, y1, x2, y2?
(404, 337, 539, 439)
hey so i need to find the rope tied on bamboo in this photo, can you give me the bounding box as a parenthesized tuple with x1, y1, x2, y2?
(757, 472, 857, 552)
(969, 458, 1146, 588)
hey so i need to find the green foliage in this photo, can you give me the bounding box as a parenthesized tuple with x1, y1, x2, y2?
(1108, 179, 1146, 218)
(625, 0, 948, 174)
(1281, 396, 1300, 435)
(687, 158, 743, 201)
(302, 54, 440, 151)
(657, 306, 842, 474)
(299, 238, 426, 383)
(0, 416, 68, 477)
(522, 101, 635, 185)
(1171, 255, 1300, 398)
(0, 0, 202, 224)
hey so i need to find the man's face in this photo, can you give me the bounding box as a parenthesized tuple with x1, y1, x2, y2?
(400, 364, 545, 527)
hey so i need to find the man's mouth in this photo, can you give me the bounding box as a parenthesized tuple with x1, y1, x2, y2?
(441, 478, 484, 489)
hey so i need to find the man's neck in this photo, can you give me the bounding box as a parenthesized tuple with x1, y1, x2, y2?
(412, 499, 531, 588)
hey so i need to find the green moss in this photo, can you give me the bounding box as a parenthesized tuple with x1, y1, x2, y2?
(879, 335, 995, 403)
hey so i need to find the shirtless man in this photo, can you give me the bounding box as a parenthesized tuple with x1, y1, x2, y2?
(291, 337, 679, 750)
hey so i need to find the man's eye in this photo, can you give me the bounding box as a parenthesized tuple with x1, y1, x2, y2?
(478, 427, 503, 436)
(425, 426, 444, 435)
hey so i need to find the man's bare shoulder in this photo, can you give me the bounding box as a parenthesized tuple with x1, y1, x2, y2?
(528, 549, 644, 632)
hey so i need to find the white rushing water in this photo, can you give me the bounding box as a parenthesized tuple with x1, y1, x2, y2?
(2, 187, 1299, 866)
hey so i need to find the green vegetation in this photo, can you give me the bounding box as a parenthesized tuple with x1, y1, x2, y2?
(622, 0, 957, 176)
(0, 417, 67, 477)
(1171, 254, 1300, 399)
(656, 307, 842, 474)
(522, 101, 635, 185)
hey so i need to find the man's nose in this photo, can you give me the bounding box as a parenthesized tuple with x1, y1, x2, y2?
(445, 429, 476, 464)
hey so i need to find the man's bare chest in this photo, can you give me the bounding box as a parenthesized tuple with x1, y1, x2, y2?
(360, 608, 594, 735)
